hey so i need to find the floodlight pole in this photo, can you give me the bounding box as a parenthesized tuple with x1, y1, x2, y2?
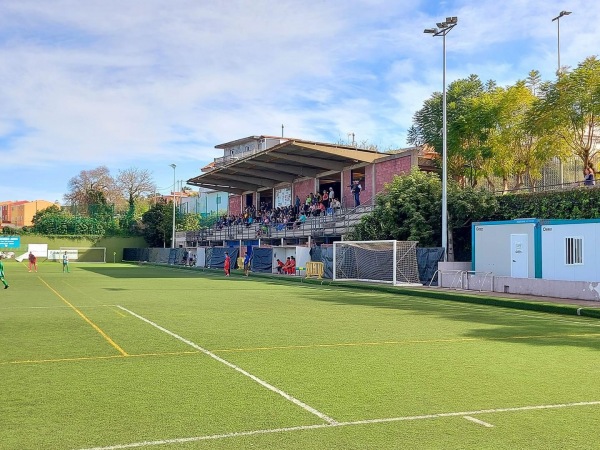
(552, 11, 571, 186)
(552, 11, 571, 76)
(425, 17, 457, 262)
(170, 164, 176, 249)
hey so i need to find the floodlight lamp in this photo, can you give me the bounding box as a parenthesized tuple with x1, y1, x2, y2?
(169, 163, 176, 169)
(424, 28, 437, 33)
(561, 10, 572, 16)
(446, 16, 457, 24)
(437, 22, 446, 28)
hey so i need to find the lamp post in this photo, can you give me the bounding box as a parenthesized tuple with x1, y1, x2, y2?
(169, 164, 176, 249)
(552, 11, 571, 76)
(425, 16, 458, 262)
(552, 11, 571, 186)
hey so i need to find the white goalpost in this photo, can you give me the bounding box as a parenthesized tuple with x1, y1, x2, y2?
(48, 247, 107, 263)
(333, 240, 421, 286)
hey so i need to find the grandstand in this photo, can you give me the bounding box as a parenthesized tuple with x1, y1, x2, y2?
(185, 136, 431, 245)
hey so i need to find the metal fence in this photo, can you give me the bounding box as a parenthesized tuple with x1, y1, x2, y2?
(483, 156, 597, 194)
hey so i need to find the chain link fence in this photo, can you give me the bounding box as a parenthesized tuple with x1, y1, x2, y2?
(482, 156, 597, 194)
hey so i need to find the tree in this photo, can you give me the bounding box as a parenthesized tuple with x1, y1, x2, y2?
(484, 81, 553, 192)
(64, 166, 121, 213)
(349, 169, 497, 261)
(116, 168, 156, 209)
(31, 204, 63, 228)
(408, 75, 493, 184)
(525, 70, 542, 96)
(530, 56, 600, 173)
(180, 213, 200, 231)
(140, 201, 174, 247)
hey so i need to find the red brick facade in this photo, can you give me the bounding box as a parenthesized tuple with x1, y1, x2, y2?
(341, 169, 353, 208)
(228, 195, 241, 215)
(374, 155, 413, 193)
(224, 150, 417, 214)
(292, 178, 315, 204)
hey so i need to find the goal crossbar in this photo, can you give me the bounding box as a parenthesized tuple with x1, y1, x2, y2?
(333, 240, 420, 286)
(54, 247, 107, 263)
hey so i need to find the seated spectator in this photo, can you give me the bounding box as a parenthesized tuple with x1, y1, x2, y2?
(276, 258, 285, 274)
(283, 257, 292, 274)
(295, 212, 307, 228)
(331, 198, 341, 210)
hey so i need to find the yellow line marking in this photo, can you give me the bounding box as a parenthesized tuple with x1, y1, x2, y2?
(37, 276, 129, 356)
(110, 307, 127, 317)
(212, 332, 600, 353)
(1, 350, 200, 365)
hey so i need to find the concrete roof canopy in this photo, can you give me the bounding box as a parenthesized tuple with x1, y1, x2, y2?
(187, 139, 385, 194)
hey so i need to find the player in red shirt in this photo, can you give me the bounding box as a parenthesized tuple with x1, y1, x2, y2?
(224, 252, 231, 277)
(28, 252, 38, 273)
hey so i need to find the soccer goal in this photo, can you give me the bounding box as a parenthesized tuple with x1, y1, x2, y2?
(56, 247, 107, 263)
(333, 240, 421, 285)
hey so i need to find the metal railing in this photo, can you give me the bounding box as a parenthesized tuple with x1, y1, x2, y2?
(429, 270, 493, 292)
(177, 203, 375, 245)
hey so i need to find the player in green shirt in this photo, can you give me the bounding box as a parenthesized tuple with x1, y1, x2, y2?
(0, 255, 9, 289)
(62, 252, 70, 273)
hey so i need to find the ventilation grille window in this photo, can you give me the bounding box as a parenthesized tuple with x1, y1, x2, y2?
(565, 237, 583, 265)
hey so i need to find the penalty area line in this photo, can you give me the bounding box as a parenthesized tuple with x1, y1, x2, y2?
(116, 305, 337, 426)
(76, 400, 600, 450)
(463, 416, 494, 427)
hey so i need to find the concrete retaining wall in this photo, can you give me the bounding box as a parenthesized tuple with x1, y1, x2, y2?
(437, 261, 600, 302)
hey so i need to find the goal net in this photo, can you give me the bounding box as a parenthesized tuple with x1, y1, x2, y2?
(333, 240, 420, 285)
(48, 247, 107, 263)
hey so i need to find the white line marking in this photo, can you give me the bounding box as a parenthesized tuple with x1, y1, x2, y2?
(463, 415, 494, 427)
(76, 400, 600, 450)
(116, 305, 337, 425)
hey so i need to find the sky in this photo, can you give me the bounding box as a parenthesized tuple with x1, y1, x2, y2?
(0, 0, 596, 204)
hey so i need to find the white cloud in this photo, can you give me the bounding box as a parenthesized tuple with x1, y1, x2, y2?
(0, 0, 599, 201)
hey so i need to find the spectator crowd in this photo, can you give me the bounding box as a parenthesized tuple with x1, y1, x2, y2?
(214, 189, 342, 235)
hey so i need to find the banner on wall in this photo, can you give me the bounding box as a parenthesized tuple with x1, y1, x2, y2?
(274, 187, 292, 208)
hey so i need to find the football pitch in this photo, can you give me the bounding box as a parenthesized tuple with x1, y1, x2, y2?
(1, 261, 600, 449)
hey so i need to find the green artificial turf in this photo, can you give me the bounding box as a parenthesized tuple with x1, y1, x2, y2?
(1, 260, 599, 449)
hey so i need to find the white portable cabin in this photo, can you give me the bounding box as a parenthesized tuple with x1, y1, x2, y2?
(473, 218, 600, 282)
(540, 219, 600, 282)
(271, 246, 311, 273)
(472, 219, 539, 278)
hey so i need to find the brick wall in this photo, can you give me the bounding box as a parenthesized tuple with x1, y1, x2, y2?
(342, 169, 352, 208)
(228, 195, 241, 215)
(293, 178, 316, 204)
(375, 155, 412, 193)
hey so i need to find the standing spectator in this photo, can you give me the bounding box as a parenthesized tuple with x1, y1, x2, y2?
(243, 251, 252, 276)
(0, 254, 9, 289)
(351, 180, 362, 207)
(328, 187, 335, 206)
(28, 252, 38, 273)
(321, 189, 329, 209)
(62, 251, 70, 273)
(294, 195, 301, 214)
(584, 167, 595, 186)
(224, 252, 231, 277)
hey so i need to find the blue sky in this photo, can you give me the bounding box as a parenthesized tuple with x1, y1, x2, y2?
(0, 0, 595, 204)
